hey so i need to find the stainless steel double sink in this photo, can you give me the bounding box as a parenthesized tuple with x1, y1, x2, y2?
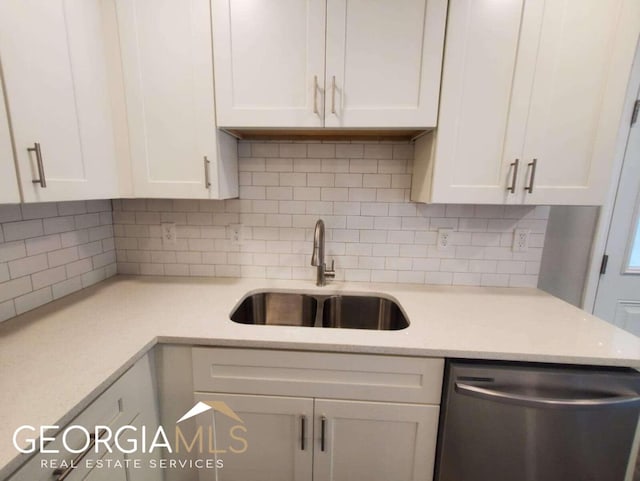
(230, 291, 409, 330)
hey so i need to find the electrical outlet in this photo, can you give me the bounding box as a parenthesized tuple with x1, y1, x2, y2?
(228, 224, 244, 246)
(437, 229, 454, 250)
(161, 223, 177, 246)
(513, 228, 530, 252)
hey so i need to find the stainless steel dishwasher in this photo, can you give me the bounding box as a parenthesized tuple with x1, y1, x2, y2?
(436, 361, 640, 481)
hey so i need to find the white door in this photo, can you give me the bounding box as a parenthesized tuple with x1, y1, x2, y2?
(0, 0, 118, 202)
(212, 0, 326, 128)
(594, 96, 640, 337)
(116, 0, 238, 199)
(313, 399, 439, 481)
(425, 0, 527, 204)
(0, 80, 20, 203)
(324, 0, 446, 128)
(195, 393, 313, 481)
(519, 0, 640, 205)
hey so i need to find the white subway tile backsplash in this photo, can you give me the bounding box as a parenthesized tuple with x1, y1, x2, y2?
(3, 219, 44, 241)
(0, 276, 32, 303)
(32, 266, 67, 290)
(103, 141, 549, 288)
(58, 201, 88, 216)
(308, 144, 335, 158)
(14, 287, 53, 315)
(0, 299, 16, 322)
(21, 202, 58, 220)
(25, 234, 62, 256)
(0, 199, 117, 322)
(0, 241, 27, 263)
(336, 144, 364, 158)
(9, 254, 48, 278)
(0, 263, 8, 283)
(279, 144, 307, 158)
(0, 205, 22, 223)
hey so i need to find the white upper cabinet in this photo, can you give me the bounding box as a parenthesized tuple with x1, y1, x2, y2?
(212, 0, 446, 129)
(115, 0, 238, 199)
(0, 0, 119, 203)
(414, 0, 526, 204)
(213, 0, 326, 128)
(412, 0, 640, 205)
(0, 82, 20, 204)
(324, 0, 447, 128)
(517, 0, 639, 205)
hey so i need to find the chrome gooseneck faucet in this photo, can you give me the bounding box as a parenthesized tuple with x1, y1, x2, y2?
(311, 219, 335, 286)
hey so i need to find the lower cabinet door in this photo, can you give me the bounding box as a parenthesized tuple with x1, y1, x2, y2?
(80, 450, 128, 481)
(313, 399, 439, 481)
(194, 393, 313, 481)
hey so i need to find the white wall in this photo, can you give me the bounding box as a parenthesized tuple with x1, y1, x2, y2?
(538, 206, 599, 307)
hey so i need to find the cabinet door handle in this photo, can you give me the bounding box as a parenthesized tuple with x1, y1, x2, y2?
(204, 156, 211, 188)
(300, 415, 306, 450)
(320, 415, 327, 451)
(53, 429, 107, 480)
(313, 76, 319, 115)
(507, 158, 519, 193)
(28, 142, 47, 188)
(525, 158, 537, 193)
(331, 76, 336, 114)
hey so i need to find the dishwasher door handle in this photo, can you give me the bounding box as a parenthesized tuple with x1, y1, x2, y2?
(455, 382, 640, 409)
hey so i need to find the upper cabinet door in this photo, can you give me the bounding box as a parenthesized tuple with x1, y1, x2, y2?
(0, 82, 20, 204)
(116, 0, 238, 199)
(0, 0, 118, 203)
(424, 0, 526, 204)
(324, 0, 447, 128)
(518, 0, 640, 205)
(212, 0, 326, 128)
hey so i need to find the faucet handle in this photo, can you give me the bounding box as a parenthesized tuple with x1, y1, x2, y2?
(325, 259, 336, 278)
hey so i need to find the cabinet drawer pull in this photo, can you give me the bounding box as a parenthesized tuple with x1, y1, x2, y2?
(525, 158, 537, 193)
(331, 76, 336, 115)
(320, 415, 327, 451)
(300, 415, 306, 450)
(53, 429, 107, 480)
(507, 158, 519, 193)
(204, 156, 211, 188)
(313, 76, 319, 115)
(28, 142, 47, 188)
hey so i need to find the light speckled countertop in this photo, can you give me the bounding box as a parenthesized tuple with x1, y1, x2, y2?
(1, 275, 639, 478)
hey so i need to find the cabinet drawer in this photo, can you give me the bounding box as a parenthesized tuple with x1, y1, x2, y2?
(192, 348, 444, 404)
(8, 355, 154, 481)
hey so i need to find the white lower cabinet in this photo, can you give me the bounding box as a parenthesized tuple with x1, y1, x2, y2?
(314, 399, 438, 481)
(7, 355, 161, 481)
(194, 393, 313, 481)
(81, 444, 128, 481)
(192, 348, 444, 481)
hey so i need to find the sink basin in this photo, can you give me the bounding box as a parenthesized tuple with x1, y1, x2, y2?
(322, 295, 409, 330)
(231, 291, 409, 330)
(230, 292, 317, 326)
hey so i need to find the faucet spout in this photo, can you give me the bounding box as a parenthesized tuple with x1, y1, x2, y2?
(311, 219, 335, 286)
(311, 219, 324, 267)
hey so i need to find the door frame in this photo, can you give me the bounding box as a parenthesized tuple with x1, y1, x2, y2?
(583, 37, 640, 312)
